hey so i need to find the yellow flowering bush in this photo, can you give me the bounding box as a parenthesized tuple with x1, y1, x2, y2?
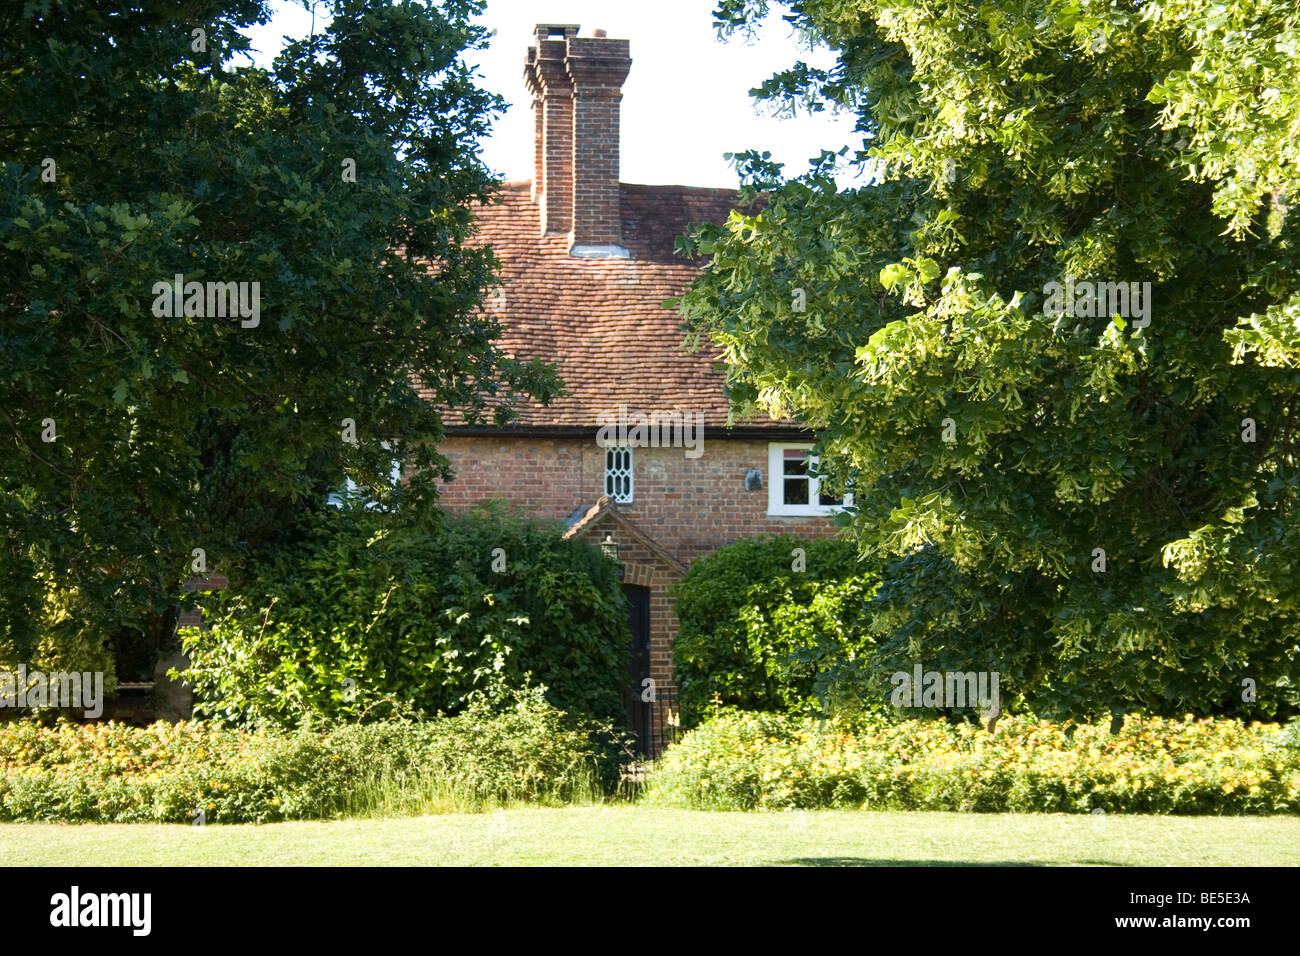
(645, 711, 1300, 813)
(0, 689, 612, 822)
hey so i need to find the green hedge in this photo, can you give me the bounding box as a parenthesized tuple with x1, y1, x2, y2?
(0, 689, 618, 823)
(182, 502, 629, 728)
(645, 710, 1300, 814)
(672, 535, 875, 727)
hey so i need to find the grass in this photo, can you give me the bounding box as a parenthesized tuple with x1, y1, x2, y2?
(5, 807, 1299, 866)
(337, 766, 616, 818)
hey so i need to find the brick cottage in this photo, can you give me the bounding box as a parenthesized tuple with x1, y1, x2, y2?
(431, 24, 846, 755)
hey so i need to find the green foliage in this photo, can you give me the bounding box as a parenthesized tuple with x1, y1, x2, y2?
(179, 502, 630, 729)
(0, 1, 557, 664)
(646, 709, 1300, 813)
(0, 568, 118, 696)
(0, 688, 616, 823)
(679, 0, 1300, 721)
(1277, 716, 1300, 751)
(673, 536, 876, 725)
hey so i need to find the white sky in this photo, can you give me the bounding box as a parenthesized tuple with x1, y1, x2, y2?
(242, 0, 864, 189)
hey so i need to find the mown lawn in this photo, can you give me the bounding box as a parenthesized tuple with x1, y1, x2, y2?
(4, 807, 1298, 866)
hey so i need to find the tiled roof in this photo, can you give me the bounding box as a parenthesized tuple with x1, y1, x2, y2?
(430, 181, 794, 431)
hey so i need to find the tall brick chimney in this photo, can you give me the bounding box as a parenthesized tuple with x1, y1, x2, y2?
(524, 24, 632, 258)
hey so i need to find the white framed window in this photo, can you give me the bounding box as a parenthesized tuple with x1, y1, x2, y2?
(767, 443, 851, 516)
(605, 444, 634, 503)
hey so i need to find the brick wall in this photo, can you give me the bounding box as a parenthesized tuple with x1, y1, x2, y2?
(436, 434, 838, 563)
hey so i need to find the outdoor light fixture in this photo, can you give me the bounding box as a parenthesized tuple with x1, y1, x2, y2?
(601, 532, 617, 561)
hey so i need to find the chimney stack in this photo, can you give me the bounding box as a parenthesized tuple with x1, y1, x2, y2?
(524, 24, 632, 257)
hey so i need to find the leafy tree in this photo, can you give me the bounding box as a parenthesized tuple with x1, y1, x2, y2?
(0, 0, 555, 678)
(678, 0, 1300, 722)
(673, 535, 875, 726)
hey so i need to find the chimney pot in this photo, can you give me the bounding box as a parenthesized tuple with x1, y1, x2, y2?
(535, 23, 580, 40)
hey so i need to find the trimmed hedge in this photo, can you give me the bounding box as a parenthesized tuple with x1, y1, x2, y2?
(645, 710, 1300, 814)
(0, 689, 618, 823)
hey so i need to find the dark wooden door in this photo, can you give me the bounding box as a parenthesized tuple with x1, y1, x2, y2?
(621, 583, 652, 757)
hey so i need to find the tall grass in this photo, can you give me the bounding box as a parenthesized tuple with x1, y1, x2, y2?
(341, 764, 617, 818)
(0, 689, 635, 823)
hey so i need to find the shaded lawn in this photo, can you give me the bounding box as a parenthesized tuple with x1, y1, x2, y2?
(4, 807, 1299, 866)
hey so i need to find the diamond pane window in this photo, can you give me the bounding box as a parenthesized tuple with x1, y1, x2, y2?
(605, 445, 633, 503)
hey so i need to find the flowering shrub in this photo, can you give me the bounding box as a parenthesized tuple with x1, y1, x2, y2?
(0, 689, 616, 823)
(645, 711, 1300, 813)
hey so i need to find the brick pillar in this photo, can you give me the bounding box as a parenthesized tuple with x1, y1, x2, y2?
(565, 35, 631, 254)
(525, 25, 579, 236)
(530, 87, 544, 204)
